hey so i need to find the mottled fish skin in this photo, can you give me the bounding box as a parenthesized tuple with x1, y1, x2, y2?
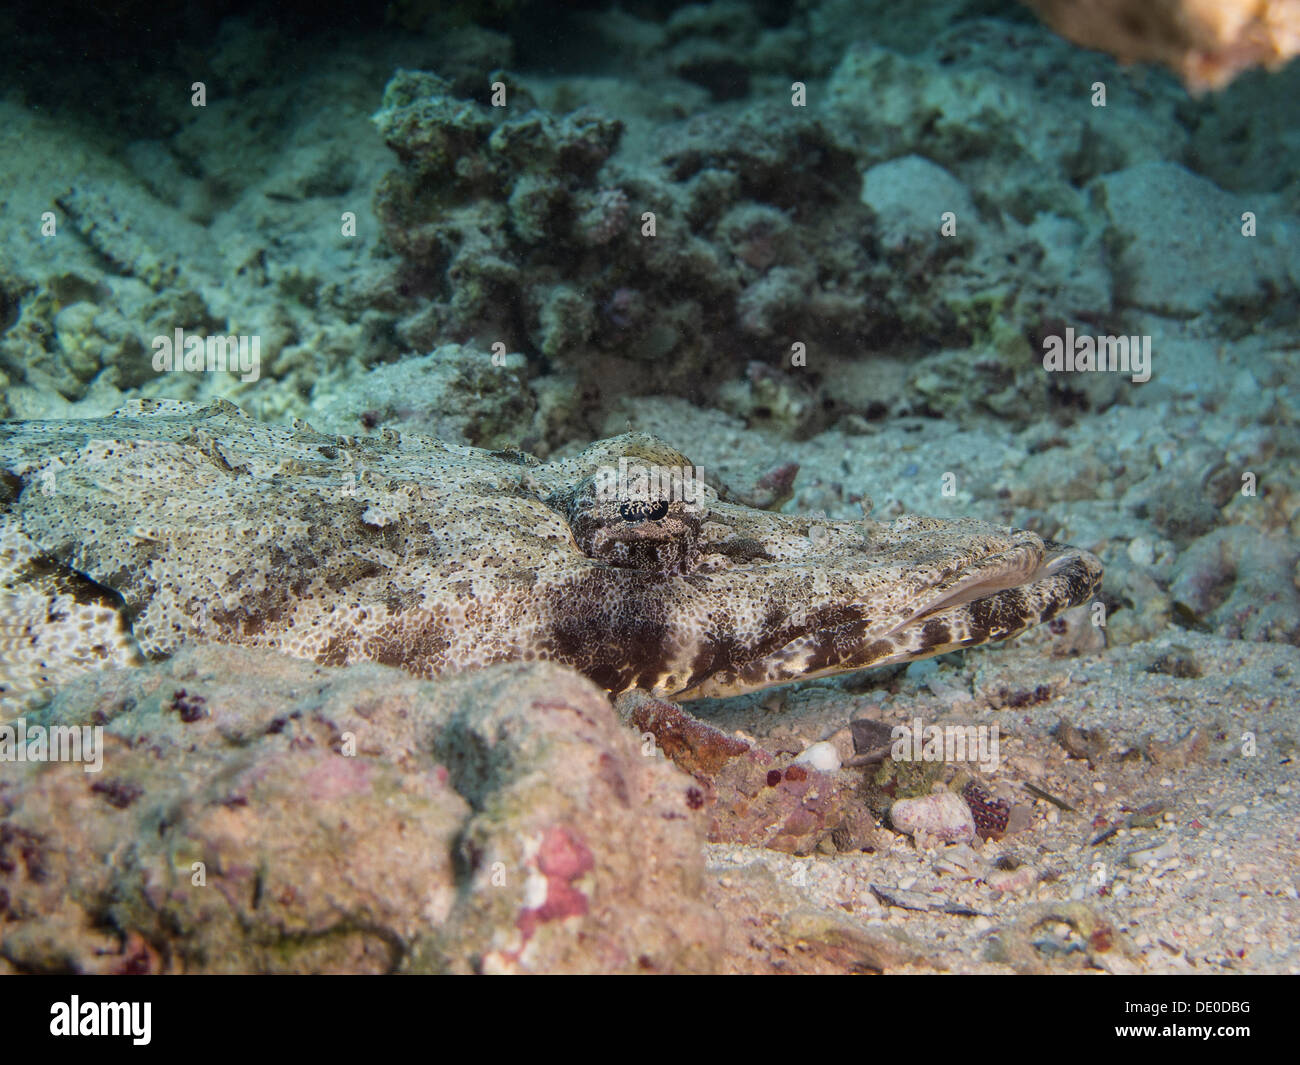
(0, 399, 1102, 713)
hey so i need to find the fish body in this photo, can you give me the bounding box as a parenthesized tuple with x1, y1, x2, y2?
(0, 399, 1101, 712)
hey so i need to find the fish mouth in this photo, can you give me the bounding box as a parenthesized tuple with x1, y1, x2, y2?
(676, 536, 1103, 700)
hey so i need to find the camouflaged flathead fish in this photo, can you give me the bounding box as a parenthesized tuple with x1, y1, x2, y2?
(0, 399, 1102, 714)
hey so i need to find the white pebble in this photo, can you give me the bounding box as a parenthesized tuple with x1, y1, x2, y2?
(794, 741, 841, 773)
(1126, 836, 1179, 869)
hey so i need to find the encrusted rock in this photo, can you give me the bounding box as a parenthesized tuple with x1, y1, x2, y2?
(0, 647, 720, 974)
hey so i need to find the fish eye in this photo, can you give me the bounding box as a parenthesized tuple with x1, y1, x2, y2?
(618, 499, 670, 522)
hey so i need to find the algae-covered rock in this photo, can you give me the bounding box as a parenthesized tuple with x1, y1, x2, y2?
(861, 155, 977, 252)
(1094, 162, 1296, 319)
(311, 343, 537, 447)
(1169, 526, 1300, 644)
(0, 647, 720, 974)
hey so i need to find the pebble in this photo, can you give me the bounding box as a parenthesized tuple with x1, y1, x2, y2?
(928, 677, 972, 704)
(1005, 804, 1034, 835)
(890, 791, 976, 845)
(1126, 836, 1179, 868)
(1228, 804, 1249, 816)
(986, 864, 1038, 893)
(1006, 754, 1044, 778)
(932, 844, 983, 879)
(793, 741, 841, 773)
(1127, 537, 1156, 566)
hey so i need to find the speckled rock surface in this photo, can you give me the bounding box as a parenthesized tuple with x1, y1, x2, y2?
(310, 343, 539, 447)
(0, 648, 719, 974)
(1094, 161, 1297, 318)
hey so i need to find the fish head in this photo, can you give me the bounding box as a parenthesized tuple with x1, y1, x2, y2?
(535, 434, 1103, 700)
